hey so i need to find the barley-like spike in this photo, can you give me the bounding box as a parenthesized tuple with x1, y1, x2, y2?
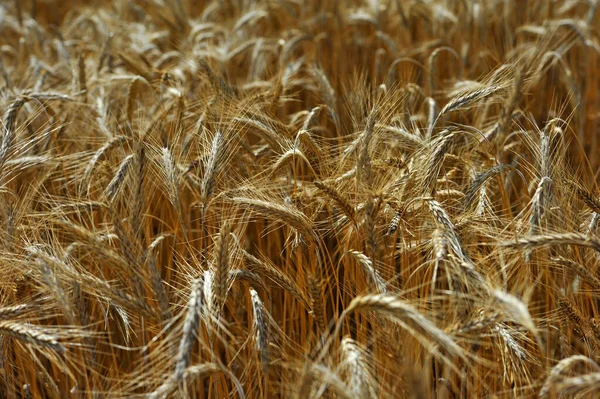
(553, 373, 600, 396)
(433, 85, 501, 129)
(463, 164, 511, 209)
(231, 197, 315, 241)
(174, 275, 205, 382)
(345, 250, 387, 293)
(237, 245, 310, 309)
(309, 275, 327, 333)
(0, 97, 28, 173)
(250, 288, 269, 373)
(145, 236, 171, 320)
(500, 232, 600, 253)
(81, 136, 126, 194)
(212, 222, 230, 319)
(343, 294, 466, 361)
(341, 337, 375, 399)
(105, 153, 135, 201)
(492, 290, 538, 341)
(539, 355, 600, 397)
(315, 181, 356, 225)
(0, 322, 65, 353)
(423, 131, 457, 195)
(431, 228, 448, 294)
(38, 259, 76, 325)
(564, 179, 600, 214)
(201, 131, 224, 206)
(0, 304, 29, 321)
(161, 146, 179, 208)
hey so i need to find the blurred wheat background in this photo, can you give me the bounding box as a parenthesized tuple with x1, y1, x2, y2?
(2, 0, 600, 397)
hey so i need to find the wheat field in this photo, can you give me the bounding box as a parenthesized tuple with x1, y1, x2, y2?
(2, 0, 600, 397)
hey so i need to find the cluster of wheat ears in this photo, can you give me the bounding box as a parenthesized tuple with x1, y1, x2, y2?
(3, 0, 600, 398)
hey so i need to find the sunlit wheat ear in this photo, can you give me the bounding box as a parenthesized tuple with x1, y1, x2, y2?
(314, 181, 356, 226)
(422, 130, 457, 195)
(552, 373, 600, 397)
(294, 129, 323, 159)
(0, 96, 30, 166)
(528, 176, 552, 240)
(269, 147, 317, 178)
(0, 304, 29, 320)
(341, 337, 376, 399)
(146, 234, 171, 319)
(236, 242, 310, 309)
(492, 290, 541, 350)
(451, 309, 501, 334)
(427, 200, 465, 260)
(425, 97, 436, 138)
(201, 130, 224, 207)
(309, 274, 327, 333)
(211, 222, 230, 320)
(386, 209, 401, 236)
(161, 146, 180, 209)
(80, 136, 126, 194)
(564, 179, 600, 214)
(539, 355, 600, 397)
(344, 250, 387, 293)
(500, 232, 600, 253)
(173, 275, 205, 383)
(463, 164, 511, 210)
(430, 228, 448, 294)
(37, 259, 76, 325)
(494, 323, 529, 379)
(105, 153, 135, 201)
(558, 297, 600, 352)
(250, 288, 269, 373)
(231, 197, 315, 241)
(376, 124, 424, 150)
(333, 294, 467, 363)
(432, 85, 501, 129)
(0, 322, 65, 353)
(539, 123, 552, 177)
